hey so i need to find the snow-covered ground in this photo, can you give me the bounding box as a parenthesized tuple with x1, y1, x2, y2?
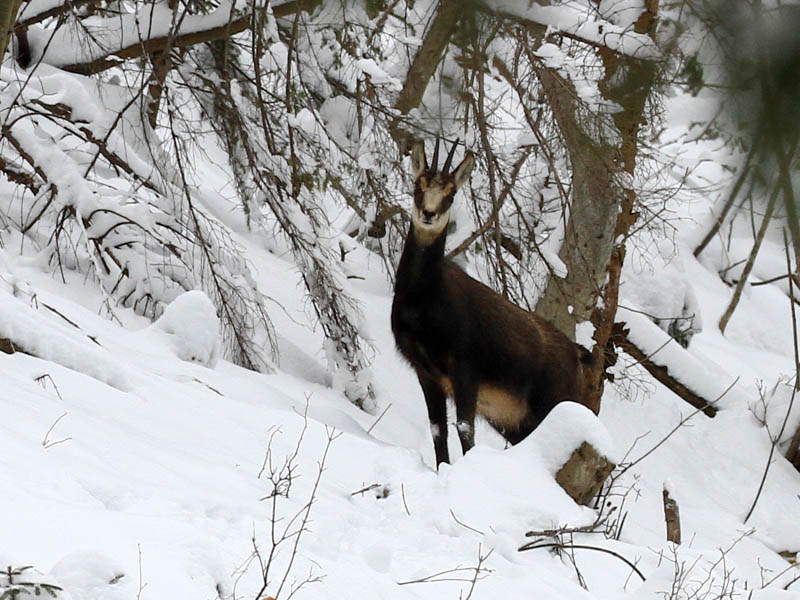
(2, 84, 800, 599)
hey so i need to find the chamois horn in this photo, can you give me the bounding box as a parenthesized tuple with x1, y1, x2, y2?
(430, 136, 441, 175)
(442, 138, 459, 175)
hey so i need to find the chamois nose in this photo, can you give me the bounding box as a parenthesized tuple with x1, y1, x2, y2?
(422, 209, 436, 223)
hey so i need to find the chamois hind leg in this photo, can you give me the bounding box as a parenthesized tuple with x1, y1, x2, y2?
(417, 371, 449, 466)
(452, 371, 478, 458)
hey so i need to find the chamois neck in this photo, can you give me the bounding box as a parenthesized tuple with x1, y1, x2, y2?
(395, 223, 448, 293)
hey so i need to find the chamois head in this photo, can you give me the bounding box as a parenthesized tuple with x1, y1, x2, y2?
(410, 138, 475, 243)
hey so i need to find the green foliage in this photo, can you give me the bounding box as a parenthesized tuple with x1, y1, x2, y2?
(679, 53, 704, 97)
(0, 566, 62, 599)
(364, 0, 387, 19)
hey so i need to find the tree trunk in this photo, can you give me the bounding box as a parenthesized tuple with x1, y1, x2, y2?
(535, 1, 661, 413)
(532, 66, 619, 339)
(719, 183, 780, 334)
(0, 0, 24, 60)
(390, 0, 471, 152)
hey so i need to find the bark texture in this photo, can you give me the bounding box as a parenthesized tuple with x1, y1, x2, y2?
(535, 0, 661, 412)
(663, 487, 682, 544)
(56, 0, 321, 75)
(390, 0, 472, 152)
(0, 0, 24, 60)
(555, 441, 615, 506)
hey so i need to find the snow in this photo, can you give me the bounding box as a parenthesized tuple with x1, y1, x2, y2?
(357, 58, 402, 90)
(26, 0, 247, 69)
(526, 401, 619, 472)
(3, 206, 798, 598)
(154, 290, 221, 367)
(0, 277, 132, 391)
(2, 8, 800, 600)
(485, 1, 661, 60)
(621, 239, 703, 345)
(750, 378, 800, 451)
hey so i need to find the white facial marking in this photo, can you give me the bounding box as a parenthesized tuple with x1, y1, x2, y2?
(411, 205, 450, 231)
(411, 179, 454, 243)
(421, 185, 450, 213)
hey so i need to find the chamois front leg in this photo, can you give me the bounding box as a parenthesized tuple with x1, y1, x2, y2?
(453, 370, 478, 458)
(417, 371, 450, 466)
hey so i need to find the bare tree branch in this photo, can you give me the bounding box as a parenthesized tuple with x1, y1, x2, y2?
(52, 0, 321, 75)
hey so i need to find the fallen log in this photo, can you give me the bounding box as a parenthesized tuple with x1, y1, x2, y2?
(612, 322, 718, 417)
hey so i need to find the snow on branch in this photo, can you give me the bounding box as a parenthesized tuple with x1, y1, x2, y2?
(27, 0, 247, 74)
(0, 65, 278, 373)
(184, 31, 378, 409)
(21, 0, 319, 75)
(483, 0, 661, 60)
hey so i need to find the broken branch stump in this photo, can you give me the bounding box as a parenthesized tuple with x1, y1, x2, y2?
(662, 486, 681, 544)
(556, 441, 615, 506)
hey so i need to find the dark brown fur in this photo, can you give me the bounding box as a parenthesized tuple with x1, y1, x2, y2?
(391, 141, 592, 466)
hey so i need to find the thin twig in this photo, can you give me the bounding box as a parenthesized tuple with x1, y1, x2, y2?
(745, 231, 799, 522)
(785, 573, 800, 590)
(694, 131, 761, 258)
(41, 412, 71, 449)
(449, 509, 485, 536)
(398, 547, 494, 588)
(622, 378, 739, 475)
(461, 545, 493, 600)
(366, 403, 392, 435)
(750, 272, 800, 288)
(524, 511, 610, 539)
(136, 544, 146, 600)
(351, 483, 382, 497)
(34, 373, 63, 401)
(518, 542, 646, 582)
(719, 177, 781, 334)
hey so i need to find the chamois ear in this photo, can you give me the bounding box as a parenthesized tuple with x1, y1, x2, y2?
(410, 142, 427, 181)
(452, 152, 475, 190)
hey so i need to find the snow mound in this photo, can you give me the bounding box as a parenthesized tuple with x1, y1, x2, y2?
(523, 401, 619, 471)
(622, 240, 702, 347)
(750, 377, 800, 451)
(50, 551, 132, 600)
(435, 403, 616, 539)
(154, 291, 221, 367)
(0, 285, 131, 391)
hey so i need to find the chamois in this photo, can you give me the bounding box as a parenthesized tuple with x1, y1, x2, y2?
(391, 139, 592, 467)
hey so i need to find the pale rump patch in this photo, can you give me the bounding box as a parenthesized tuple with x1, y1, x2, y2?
(437, 378, 527, 429)
(476, 384, 528, 428)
